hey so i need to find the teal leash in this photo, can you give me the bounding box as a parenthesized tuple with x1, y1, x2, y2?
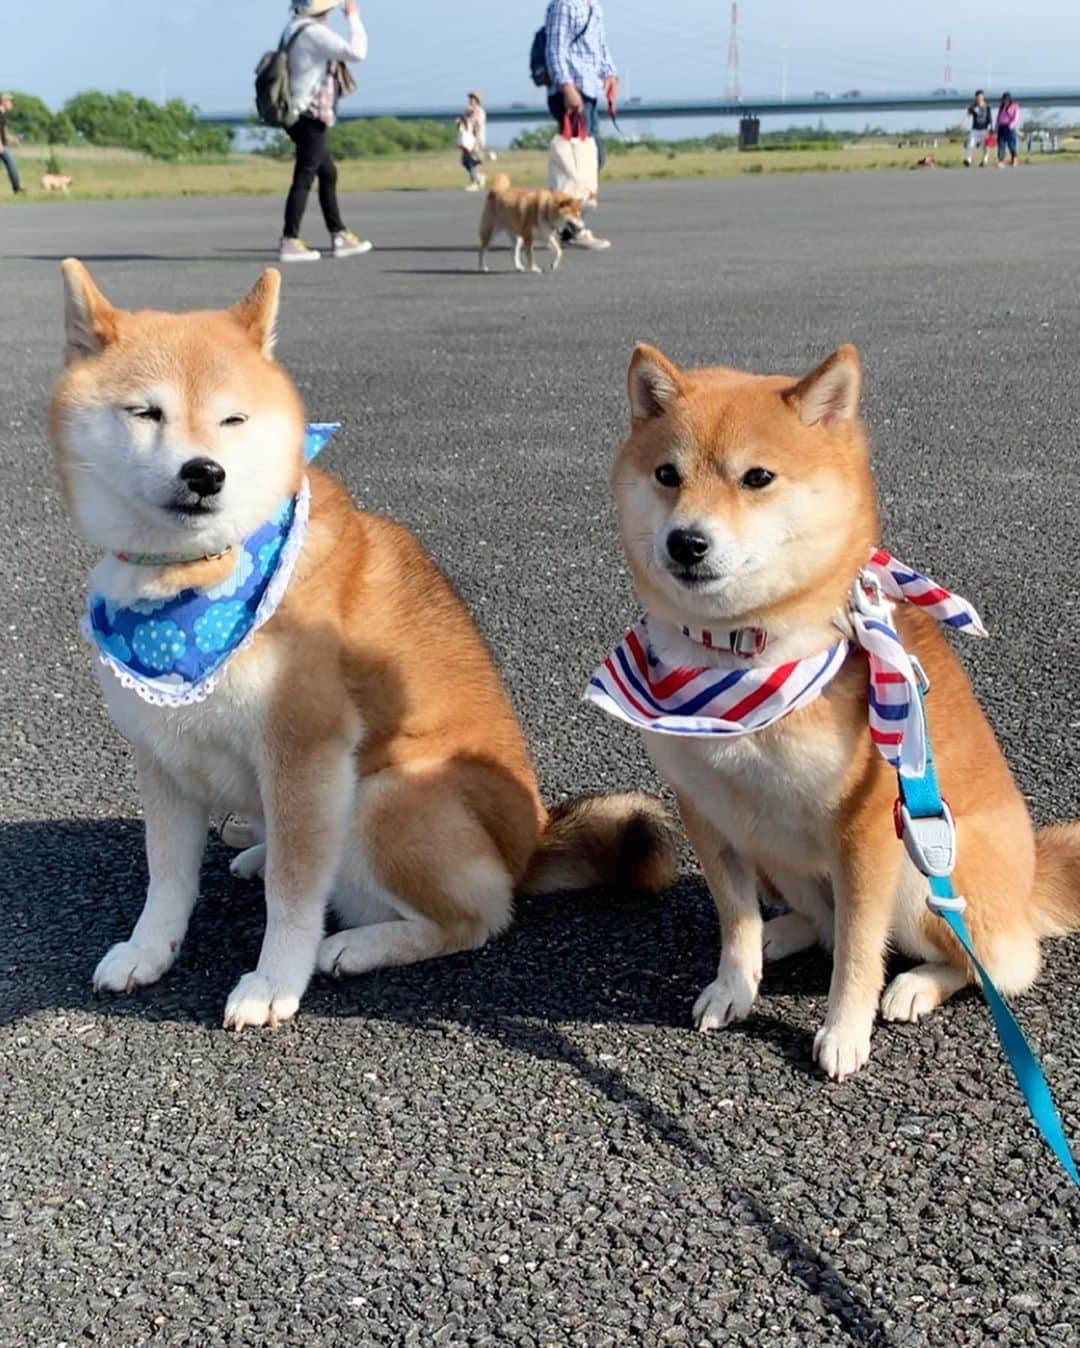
(895, 689, 1079, 1187)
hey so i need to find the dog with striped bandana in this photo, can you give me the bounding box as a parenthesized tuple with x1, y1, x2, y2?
(588, 341, 1080, 1081)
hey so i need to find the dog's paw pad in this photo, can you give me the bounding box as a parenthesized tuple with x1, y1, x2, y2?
(692, 964, 761, 1031)
(881, 970, 944, 1023)
(93, 939, 173, 994)
(229, 843, 266, 881)
(223, 972, 299, 1031)
(813, 1022, 872, 1081)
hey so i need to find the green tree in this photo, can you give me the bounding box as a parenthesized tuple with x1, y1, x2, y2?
(5, 91, 54, 141)
(62, 91, 230, 160)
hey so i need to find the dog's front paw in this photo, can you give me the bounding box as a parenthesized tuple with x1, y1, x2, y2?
(692, 960, 761, 1031)
(223, 972, 300, 1031)
(229, 843, 266, 881)
(530, 264, 542, 274)
(813, 1018, 872, 1081)
(93, 939, 175, 994)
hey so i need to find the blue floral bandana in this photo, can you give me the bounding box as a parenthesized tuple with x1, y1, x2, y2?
(84, 423, 340, 708)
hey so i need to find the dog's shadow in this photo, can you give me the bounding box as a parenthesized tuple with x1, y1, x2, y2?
(3, 814, 894, 1345)
(1, 815, 834, 1040)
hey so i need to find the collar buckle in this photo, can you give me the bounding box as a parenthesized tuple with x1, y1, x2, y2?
(729, 626, 768, 658)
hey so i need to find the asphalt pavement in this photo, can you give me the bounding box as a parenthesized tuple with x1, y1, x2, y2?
(2, 169, 1079, 1347)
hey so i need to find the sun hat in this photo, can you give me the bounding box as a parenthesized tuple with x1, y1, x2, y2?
(293, 0, 343, 15)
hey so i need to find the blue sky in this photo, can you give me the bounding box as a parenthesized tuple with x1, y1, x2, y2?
(5, 1, 1075, 118)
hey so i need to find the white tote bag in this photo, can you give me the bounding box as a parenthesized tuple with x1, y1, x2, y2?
(549, 114, 599, 206)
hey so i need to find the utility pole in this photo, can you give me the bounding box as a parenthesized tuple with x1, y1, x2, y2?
(725, 2, 741, 102)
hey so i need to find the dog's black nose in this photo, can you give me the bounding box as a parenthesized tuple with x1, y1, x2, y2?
(666, 528, 710, 567)
(178, 456, 226, 498)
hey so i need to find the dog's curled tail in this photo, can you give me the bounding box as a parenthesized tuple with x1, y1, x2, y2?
(520, 792, 678, 896)
(488, 172, 511, 193)
(1033, 821, 1080, 937)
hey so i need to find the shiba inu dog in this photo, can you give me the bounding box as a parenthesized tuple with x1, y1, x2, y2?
(50, 260, 676, 1030)
(478, 174, 586, 274)
(41, 173, 73, 194)
(595, 341, 1080, 1080)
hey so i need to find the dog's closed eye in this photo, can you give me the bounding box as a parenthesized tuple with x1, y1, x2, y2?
(124, 405, 164, 423)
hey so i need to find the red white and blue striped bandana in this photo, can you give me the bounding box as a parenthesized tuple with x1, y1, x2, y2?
(585, 549, 986, 777)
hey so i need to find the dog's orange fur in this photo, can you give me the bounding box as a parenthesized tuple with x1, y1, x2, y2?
(612, 341, 1080, 1078)
(51, 262, 676, 1028)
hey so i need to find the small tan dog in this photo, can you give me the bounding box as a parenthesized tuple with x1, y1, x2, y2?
(478, 173, 586, 274)
(50, 260, 676, 1030)
(41, 173, 72, 193)
(599, 341, 1080, 1080)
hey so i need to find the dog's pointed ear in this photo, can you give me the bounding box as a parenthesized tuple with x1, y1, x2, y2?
(232, 268, 281, 357)
(61, 258, 120, 365)
(783, 344, 862, 427)
(628, 343, 684, 421)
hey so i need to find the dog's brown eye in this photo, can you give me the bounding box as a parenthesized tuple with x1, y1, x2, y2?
(655, 464, 681, 488)
(125, 405, 163, 423)
(741, 467, 775, 490)
(220, 414, 248, 427)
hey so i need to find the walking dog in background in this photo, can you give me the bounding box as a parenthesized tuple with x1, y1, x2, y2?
(51, 261, 675, 1029)
(478, 173, 586, 274)
(590, 341, 1080, 1079)
(41, 173, 72, 193)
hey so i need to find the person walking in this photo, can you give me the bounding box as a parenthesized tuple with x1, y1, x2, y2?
(545, 0, 616, 251)
(458, 92, 488, 191)
(0, 94, 26, 195)
(279, 0, 371, 262)
(996, 93, 1021, 168)
(963, 89, 993, 167)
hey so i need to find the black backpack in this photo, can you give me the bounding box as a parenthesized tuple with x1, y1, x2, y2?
(254, 21, 310, 128)
(529, 9, 593, 87)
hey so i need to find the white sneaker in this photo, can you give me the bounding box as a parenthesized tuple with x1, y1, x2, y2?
(464, 182, 481, 192)
(332, 230, 373, 259)
(566, 228, 611, 251)
(279, 236, 321, 263)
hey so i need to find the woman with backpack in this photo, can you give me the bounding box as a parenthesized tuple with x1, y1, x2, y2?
(279, 0, 371, 262)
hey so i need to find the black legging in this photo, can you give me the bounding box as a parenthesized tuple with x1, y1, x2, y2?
(283, 115, 345, 239)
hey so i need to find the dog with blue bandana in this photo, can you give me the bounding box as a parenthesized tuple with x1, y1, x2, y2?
(51, 261, 676, 1029)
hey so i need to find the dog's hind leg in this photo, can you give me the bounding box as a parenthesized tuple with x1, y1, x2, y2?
(547, 230, 563, 271)
(94, 748, 207, 994)
(525, 230, 542, 274)
(513, 235, 526, 272)
(478, 214, 494, 272)
(318, 767, 516, 979)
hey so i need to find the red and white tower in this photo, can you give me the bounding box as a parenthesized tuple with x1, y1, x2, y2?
(725, 2, 741, 102)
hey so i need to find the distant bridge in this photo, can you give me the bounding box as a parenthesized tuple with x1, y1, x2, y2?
(204, 87, 1080, 127)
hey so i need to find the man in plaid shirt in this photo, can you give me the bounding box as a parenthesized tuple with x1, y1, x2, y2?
(545, 0, 617, 250)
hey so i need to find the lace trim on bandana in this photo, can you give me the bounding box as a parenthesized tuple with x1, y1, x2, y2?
(83, 477, 311, 708)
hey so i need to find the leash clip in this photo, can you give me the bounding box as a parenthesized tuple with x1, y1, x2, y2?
(851, 569, 892, 620)
(894, 798, 956, 877)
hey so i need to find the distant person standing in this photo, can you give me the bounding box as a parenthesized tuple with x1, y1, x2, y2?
(964, 90, 993, 167)
(0, 94, 26, 195)
(996, 93, 1021, 168)
(545, 0, 616, 251)
(458, 91, 488, 191)
(279, 0, 371, 262)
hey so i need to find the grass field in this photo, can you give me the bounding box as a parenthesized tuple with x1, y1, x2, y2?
(4, 139, 1078, 203)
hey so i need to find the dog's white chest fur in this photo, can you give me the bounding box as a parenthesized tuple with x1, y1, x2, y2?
(644, 720, 848, 876)
(97, 645, 276, 814)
